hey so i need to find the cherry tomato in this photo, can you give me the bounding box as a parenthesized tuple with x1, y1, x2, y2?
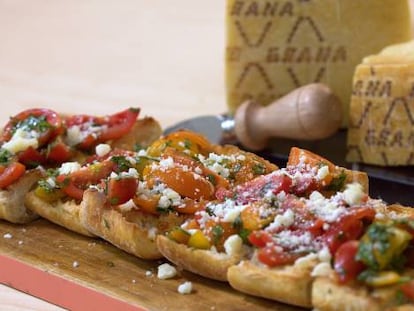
(248, 231, 273, 248)
(133, 194, 160, 215)
(57, 160, 115, 200)
(257, 245, 301, 267)
(235, 173, 292, 204)
(322, 207, 375, 254)
(400, 280, 414, 301)
(161, 147, 229, 189)
(46, 142, 72, 164)
(1, 108, 63, 147)
(0, 162, 26, 189)
(18, 147, 46, 167)
(65, 108, 139, 149)
(146, 166, 215, 200)
(334, 240, 366, 283)
(106, 177, 138, 205)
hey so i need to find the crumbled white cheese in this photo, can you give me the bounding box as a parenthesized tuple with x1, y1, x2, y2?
(95, 143, 111, 157)
(343, 183, 365, 206)
(145, 270, 153, 277)
(45, 177, 57, 188)
(317, 247, 332, 263)
(316, 165, 329, 181)
(59, 162, 81, 175)
(2, 128, 39, 154)
(177, 281, 193, 294)
(224, 234, 243, 256)
(147, 227, 158, 240)
(311, 262, 332, 277)
(157, 263, 177, 279)
(65, 125, 83, 146)
(3, 233, 12, 239)
(72, 261, 80, 268)
(294, 253, 318, 268)
(267, 209, 295, 231)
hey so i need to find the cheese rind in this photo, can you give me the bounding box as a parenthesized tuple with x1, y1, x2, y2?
(346, 40, 414, 166)
(225, 0, 412, 126)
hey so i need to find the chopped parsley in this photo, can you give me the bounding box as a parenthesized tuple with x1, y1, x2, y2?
(212, 225, 224, 245)
(0, 148, 13, 165)
(252, 163, 266, 175)
(13, 115, 51, 134)
(111, 156, 133, 172)
(326, 171, 347, 191)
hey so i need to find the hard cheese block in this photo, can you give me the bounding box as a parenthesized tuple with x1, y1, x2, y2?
(347, 40, 414, 166)
(225, 0, 412, 126)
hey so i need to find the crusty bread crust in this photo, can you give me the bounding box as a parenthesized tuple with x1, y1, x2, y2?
(0, 169, 43, 224)
(312, 273, 414, 311)
(110, 117, 162, 150)
(81, 189, 186, 260)
(157, 235, 246, 281)
(227, 259, 316, 308)
(24, 190, 94, 236)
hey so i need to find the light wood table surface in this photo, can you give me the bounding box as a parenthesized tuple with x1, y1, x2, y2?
(0, 1, 224, 310)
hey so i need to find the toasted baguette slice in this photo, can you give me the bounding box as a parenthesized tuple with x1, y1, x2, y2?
(157, 235, 247, 281)
(110, 116, 162, 151)
(312, 205, 414, 311)
(288, 147, 369, 194)
(0, 168, 44, 224)
(24, 191, 94, 237)
(227, 257, 317, 308)
(81, 189, 186, 260)
(312, 272, 414, 311)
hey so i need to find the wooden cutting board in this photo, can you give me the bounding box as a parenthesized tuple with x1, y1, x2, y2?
(0, 219, 305, 311)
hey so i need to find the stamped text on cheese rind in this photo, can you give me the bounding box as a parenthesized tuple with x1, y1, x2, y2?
(230, 1, 295, 17)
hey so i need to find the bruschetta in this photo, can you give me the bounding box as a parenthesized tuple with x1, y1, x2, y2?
(80, 130, 277, 259)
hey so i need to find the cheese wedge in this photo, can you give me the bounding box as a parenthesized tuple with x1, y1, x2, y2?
(347, 40, 414, 166)
(225, 0, 412, 126)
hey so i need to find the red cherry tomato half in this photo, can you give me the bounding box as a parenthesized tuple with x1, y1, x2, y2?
(57, 160, 115, 200)
(248, 231, 273, 248)
(400, 280, 414, 301)
(257, 245, 301, 267)
(235, 173, 292, 204)
(322, 207, 375, 254)
(334, 240, 365, 283)
(65, 108, 139, 150)
(106, 177, 138, 205)
(1, 108, 63, 147)
(0, 162, 26, 189)
(46, 142, 72, 164)
(18, 146, 46, 167)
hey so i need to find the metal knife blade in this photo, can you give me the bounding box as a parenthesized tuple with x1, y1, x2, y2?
(163, 114, 237, 145)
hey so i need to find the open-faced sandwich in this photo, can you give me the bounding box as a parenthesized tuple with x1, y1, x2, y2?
(156, 147, 370, 286)
(0, 108, 70, 223)
(80, 129, 277, 259)
(23, 108, 162, 236)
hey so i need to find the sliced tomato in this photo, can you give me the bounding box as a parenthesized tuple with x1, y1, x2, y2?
(65, 108, 139, 149)
(106, 177, 138, 205)
(174, 198, 207, 214)
(0, 162, 26, 189)
(400, 280, 414, 301)
(235, 173, 292, 204)
(57, 160, 115, 200)
(248, 231, 273, 248)
(334, 240, 366, 283)
(257, 245, 301, 267)
(46, 142, 72, 164)
(322, 207, 375, 254)
(1, 108, 63, 147)
(18, 146, 46, 167)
